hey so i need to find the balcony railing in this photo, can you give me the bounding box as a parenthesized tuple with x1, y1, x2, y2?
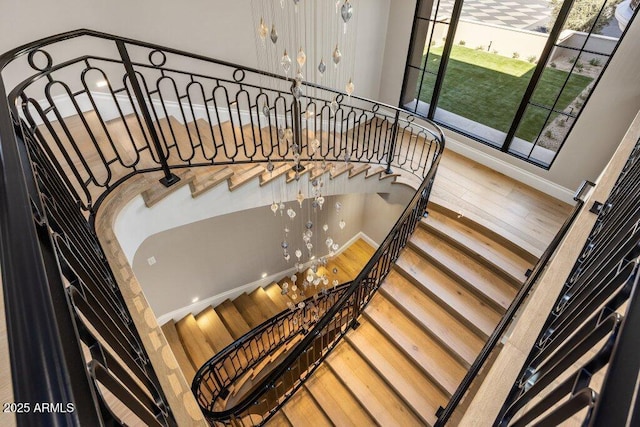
(0, 29, 443, 426)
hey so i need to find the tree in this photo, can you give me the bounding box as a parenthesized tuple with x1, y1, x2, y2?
(549, 0, 622, 33)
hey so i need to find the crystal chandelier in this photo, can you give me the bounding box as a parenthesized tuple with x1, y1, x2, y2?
(252, 0, 359, 302)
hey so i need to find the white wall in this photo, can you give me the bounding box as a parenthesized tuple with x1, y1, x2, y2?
(0, 0, 391, 101)
(379, 0, 640, 195)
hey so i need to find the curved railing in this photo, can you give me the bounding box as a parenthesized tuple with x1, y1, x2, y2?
(0, 29, 444, 426)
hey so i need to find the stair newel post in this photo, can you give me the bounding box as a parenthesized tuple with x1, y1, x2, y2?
(386, 109, 401, 174)
(115, 41, 180, 187)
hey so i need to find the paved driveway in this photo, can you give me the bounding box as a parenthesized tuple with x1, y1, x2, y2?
(437, 0, 552, 30)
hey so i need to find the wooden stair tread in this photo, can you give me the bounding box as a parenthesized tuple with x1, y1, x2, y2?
(411, 226, 517, 312)
(233, 293, 271, 328)
(427, 196, 540, 262)
(160, 320, 196, 382)
(175, 314, 216, 368)
(304, 364, 375, 426)
(264, 283, 291, 312)
(195, 306, 234, 353)
(348, 163, 371, 178)
(228, 165, 265, 191)
(364, 294, 466, 397)
(381, 270, 483, 368)
(215, 300, 251, 339)
(395, 248, 500, 339)
(249, 287, 281, 318)
(141, 169, 194, 207)
(157, 116, 195, 161)
(329, 162, 354, 179)
(190, 166, 235, 198)
(260, 162, 292, 186)
(365, 165, 387, 178)
(264, 411, 292, 427)
(422, 211, 530, 285)
(326, 342, 423, 427)
(281, 387, 332, 427)
(346, 318, 446, 425)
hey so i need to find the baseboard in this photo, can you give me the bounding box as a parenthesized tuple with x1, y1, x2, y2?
(155, 231, 376, 324)
(445, 136, 575, 204)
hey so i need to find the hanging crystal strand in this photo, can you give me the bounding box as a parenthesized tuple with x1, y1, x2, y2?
(341, 0, 353, 34)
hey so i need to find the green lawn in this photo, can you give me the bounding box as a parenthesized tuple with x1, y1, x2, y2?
(418, 46, 592, 142)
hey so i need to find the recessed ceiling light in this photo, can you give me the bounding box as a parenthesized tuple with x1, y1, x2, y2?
(96, 80, 108, 88)
(261, 272, 268, 279)
(191, 297, 199, 303)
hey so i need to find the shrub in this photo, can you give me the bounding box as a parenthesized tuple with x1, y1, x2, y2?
(558, 120, 566, 127)
(576, 62, 584, 72)
(550, 62, 557, 68)
(550, 0, 620, 33)
(459, 40, 466, 46)
(512, 52, 520, 59)
(589, 58, 602, 66)
(476, 45, 485, 51)
(492, 49, 499, 54)
(568, 57, 577, 64)
(544, 130, 555, 140)
(527, 55, 537, 63)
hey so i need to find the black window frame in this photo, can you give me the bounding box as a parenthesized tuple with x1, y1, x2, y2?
(400, 0, 640, 169)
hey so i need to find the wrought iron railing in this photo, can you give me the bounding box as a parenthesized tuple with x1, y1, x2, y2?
(192, 281, 351, 413)
(494, 136, 640, 425)
(0, 29, 444, 425)
(193, 155, 440, 425)
(434, 179, 594, 426)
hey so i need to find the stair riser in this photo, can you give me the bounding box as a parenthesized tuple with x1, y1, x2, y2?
(408, 240, 507, 315)
(362, 311, 453, 399)
(392, 265, 490, 341)
(344, 334, 434, 426)
(378, 286, 474, 370)
(420, 221, 523, 290)
(427, 202, 538, 264)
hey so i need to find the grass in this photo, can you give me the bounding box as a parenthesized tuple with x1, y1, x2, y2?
(418, 46, 592, 142)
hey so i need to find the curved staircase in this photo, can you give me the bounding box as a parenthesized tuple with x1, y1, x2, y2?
(161, 238, 376, 384)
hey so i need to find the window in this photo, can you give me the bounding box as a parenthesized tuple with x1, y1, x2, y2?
(401, 0, 638, 168)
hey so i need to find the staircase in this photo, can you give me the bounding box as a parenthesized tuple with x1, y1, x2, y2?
(161, 238, 376, 384)
(263, 203, 533, 427)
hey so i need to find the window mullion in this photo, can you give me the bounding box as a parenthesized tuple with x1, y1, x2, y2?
(427, 0, 465, 119)
(501, 0, 577, 152)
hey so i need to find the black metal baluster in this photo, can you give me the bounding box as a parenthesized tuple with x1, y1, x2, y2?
(116, 41, 179, 187)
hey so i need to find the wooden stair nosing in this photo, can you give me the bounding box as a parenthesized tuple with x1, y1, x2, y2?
(228, 165, 265, 191)
(281, 387, 333, 427)
(194, 306, 235, 353)
(175, 314, 216, 368)
(285, 162, 312, 183)
(303, 365, 376, 427)
(215, 300, 252, 339)
(379, 271, 482, 368)
(325, 342, 423, 427)
(264, 283, 291, 312)
(363, 295, 465, 398)
(190, 167, 235, 198)
(408, 232, 514, 314)
(260, 162, 293, 186)
(393, 251, 499, 340)
(249, 287, 282, 318)
(348, 163, 372, 178)
(233, 293, 271, 328)
(345, 319, 444, 426)
(420, 218, 526, 289)
(365, 165, 387, 179)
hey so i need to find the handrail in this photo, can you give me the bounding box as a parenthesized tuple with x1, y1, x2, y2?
(0, 29, 445, 427)
(194, 134, 442, 423)
(434, 179, 594, 426)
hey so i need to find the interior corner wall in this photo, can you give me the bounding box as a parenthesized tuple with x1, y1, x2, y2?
(379, 0, 640, 194)
(1, 0, 392, 101)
